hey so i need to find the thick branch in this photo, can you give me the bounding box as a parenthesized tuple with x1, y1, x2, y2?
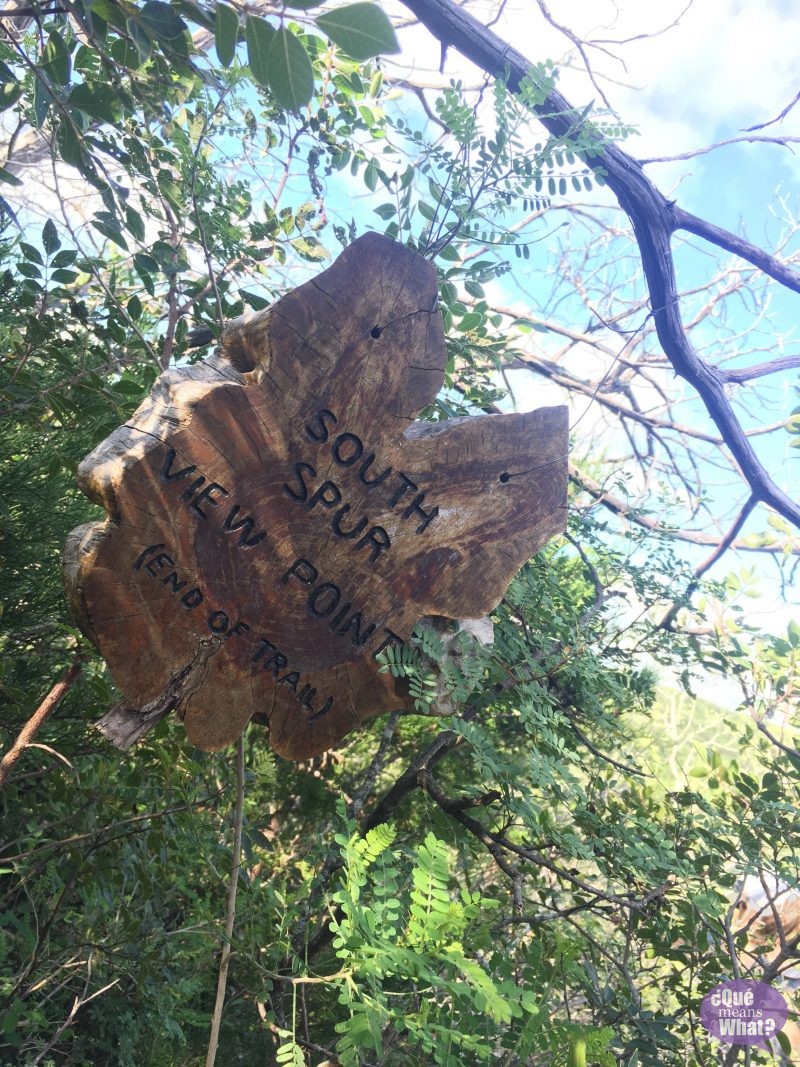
(754, 719, 800, 760)
(398, 0, 800, 529)
(719, 354, 800, 384)
(95, 637, 221, 749)
(675, 206, 800, 294)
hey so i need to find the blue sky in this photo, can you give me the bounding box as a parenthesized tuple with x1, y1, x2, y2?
(11, 0, 798, 635)
(378, 0, 800, 629)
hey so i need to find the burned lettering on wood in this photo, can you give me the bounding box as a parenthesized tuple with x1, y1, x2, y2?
(63, 233, 568, 760)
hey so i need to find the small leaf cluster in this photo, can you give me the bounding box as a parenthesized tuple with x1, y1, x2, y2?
(240, 2, 398, 111)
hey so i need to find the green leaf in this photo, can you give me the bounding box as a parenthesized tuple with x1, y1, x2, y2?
(127, 18, 153, 64)
(124, 206, 145, 243)
(173, 0, 215, 30)
(113, 377, 145, 395)
(32, 78, 52, 128)
(42, 220, 60, 256)
(50, 268, 79, 284)
(0, 195, 18, 222)
(315, 3, 400, 62)
(133, 252, 158, 274)
(246, 16, 275, 88)
(241, 290, 271, 311)
(291, 236, 329, 261)
(41, 30, 72, 87)
(0, 81, 22, 112)
(567, 1037, 587, 1067)
(267, 28, 314, 111)
(157, 172, 183, 209)
(363, 158, 379, 191)
(56, 118, 85, 167)
(91, 219, 128, 250)
(151, 240, 186, 275)
(52, 249, 77, 267)
(215, 2, 238, 67)
(0, 166, 21, 186)
(68, 83, 120, 124)
(459, 311, 484, 332)
(777, 1028, 793, 1055)
(89, 0, 126, 30)
(0, 59, 15, 84)
(110, 38, 144, 69)
(133, 252, 156, 295)
(140, 2, 187, 41)
(20, 243, 43, 265)
(2, 999, 24, 1042)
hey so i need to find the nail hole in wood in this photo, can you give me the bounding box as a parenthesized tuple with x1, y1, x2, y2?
(371, 325, 382, 339)
(499, 472, 511, 483)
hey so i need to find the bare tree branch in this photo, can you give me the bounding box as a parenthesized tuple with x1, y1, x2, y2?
(640, 134, 800, 165)
(0, 657, 83, 790)
(534, 0, 613, 109)
(745, 89, 800, 132)
(675, 206, 800, 294)
(397, 0, 800, 529)
(569, 461, 800, 556)
(658, 495, 758, 631)
(720, 354, 800, 384)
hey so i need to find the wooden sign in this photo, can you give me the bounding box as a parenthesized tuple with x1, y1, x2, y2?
(64, 234, 568, 760)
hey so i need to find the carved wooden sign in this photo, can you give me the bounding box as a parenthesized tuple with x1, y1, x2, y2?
(64, 234, 568, 760)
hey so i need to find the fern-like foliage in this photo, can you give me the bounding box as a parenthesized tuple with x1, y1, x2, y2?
(406, 832, 454, 947)
(377, 622, 494, 716)
(319, 815, 594, 1066)
(377, 640, 438, 710)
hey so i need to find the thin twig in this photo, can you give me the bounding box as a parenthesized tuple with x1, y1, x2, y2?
(30, 974, 120, 1066)
(658, 495, 757, 630)
(0, 795, 224, 863)
(0, 657, 83, 790)
(535, 0, 613, 109)
(745, 90, 800, 132)
(570, 461, 799, 556)
(754, 719, 800, 760)
(566, 716, 651, 778)
(206, 734, 246, 1067)
(640, 134, 800, 165)
(419, 769, 671, 912)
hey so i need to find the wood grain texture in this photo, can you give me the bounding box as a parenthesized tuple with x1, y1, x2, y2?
(64, 233, 568, 759)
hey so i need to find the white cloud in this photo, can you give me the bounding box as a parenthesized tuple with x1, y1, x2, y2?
(389, 0, 800, 163)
